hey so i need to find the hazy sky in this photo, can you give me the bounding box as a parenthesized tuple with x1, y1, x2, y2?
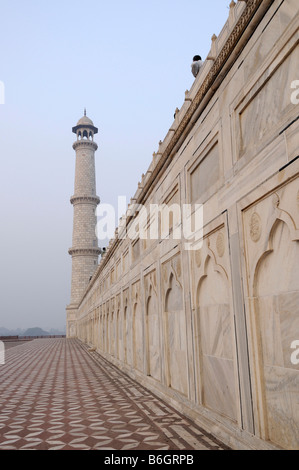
(0, 1, 230, 331)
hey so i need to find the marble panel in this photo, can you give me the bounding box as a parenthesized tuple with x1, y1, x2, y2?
(239, 46, 299, 157)
(166, 310, 188, 396)
(252, 215, 299, 448)
(133, 301, 143, 373)
(202, 355, 237, 422)
(147, 293, 162, 382)
(190, 142, 219, 203)
(197, 256, 237, 421)
(256, 220, 299, 298)
(264, 365, 299, 450)
(132, 238, 141, 262)
(200, 304, 233, 360)
(257, 296, 284, 368)
(277, 292, 299, 370)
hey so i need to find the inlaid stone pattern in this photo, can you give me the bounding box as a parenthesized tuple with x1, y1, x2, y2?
(249, 212, 262, 243)
(0, 339, 228, 451)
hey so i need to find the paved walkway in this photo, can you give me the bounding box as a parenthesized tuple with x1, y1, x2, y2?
(0, 338, 229, 450)
(2, 341, 30, 350)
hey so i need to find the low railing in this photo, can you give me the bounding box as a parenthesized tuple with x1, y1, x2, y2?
(0, 336, 19, 341)
(0, 335, 66, 341)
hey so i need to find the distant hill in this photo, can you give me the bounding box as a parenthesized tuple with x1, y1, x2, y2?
(0, 326, 66, 337)
(0, 327, 14, 336)
(22, 327, 50, 336)
(0, 327, 25, 336)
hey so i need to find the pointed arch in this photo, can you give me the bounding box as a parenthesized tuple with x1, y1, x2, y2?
(123, 304, 128, 364)
(196, 254, 237, 421)
(164, 269, 188, 396)
(110, 309, 115, 356)
(116, 308, 120, 359)
(165, 272, 183, 312)
(132, 299, 143, 372)
(249, 204, 299, 296)
(146, 283, 161, 381)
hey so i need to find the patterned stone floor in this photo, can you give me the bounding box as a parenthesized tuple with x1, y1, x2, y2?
(0, 338, 229, 450)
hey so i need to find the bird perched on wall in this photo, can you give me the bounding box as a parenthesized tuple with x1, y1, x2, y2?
(191, 55, 202, 78)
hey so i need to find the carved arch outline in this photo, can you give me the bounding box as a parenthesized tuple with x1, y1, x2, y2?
(249, 198, 299, 297)
(196, 245, 229, 296)
(165, 271, 184, 312)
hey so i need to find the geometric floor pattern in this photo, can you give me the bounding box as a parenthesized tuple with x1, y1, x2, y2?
(0, 339, 230, 450)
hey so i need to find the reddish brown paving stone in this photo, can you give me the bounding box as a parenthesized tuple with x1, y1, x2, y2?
(0, 338, 229, 450)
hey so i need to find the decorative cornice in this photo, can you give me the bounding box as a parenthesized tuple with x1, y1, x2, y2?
(68, 247, 101, 257)
(73, 140, 98, 151)
(70, 195, 100, 206)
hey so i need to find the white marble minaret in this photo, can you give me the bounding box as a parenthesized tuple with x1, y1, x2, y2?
(66, 111, 100, 338)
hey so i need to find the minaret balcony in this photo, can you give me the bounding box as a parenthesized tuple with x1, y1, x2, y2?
(70, 195, 100, 206)
(68, 247, 101, 257)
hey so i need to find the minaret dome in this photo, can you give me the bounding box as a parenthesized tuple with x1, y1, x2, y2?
(72, 110, 98, 142)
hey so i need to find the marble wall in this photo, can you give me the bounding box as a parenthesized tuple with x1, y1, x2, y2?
(70, 0, 299, 450)
(242, 180, 299, 450)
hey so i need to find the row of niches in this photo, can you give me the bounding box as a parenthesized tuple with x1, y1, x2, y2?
(79, 214, 236, 412)
(77, 248, 238, 424)
(77, 176, 299, 449)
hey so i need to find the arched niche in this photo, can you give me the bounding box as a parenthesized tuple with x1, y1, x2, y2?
(110, 310, 115, 356)
(165, 272, 183, 312)
(116, 309, 121, 360)
(146, 286, 161, 381)
(196, 255, 237, 422)
(99, 313, 103, 350)
(164, 272, 188, 396)
(253, 219, 299, 449)
(69, 322, 76, 337)
(102, 310, 105, 350)
(132, 300, 143, 372)
(105, 310, 109, 353)
(123, 304, 128, 364)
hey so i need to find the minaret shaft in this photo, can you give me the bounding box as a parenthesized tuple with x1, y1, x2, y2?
(66, 114, 100, 337)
